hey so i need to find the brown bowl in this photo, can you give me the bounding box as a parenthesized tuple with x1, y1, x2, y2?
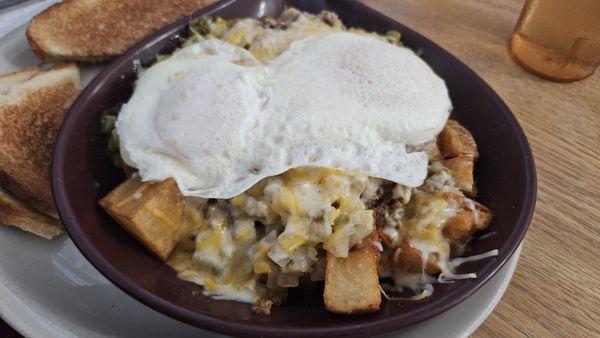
(52, 0, 536, 336)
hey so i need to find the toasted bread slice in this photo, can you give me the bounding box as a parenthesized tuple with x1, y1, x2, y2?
(27, 0, 217, 62)
(324, 232, 382, 314)
(0, 185, 63, 239)
(0, 63, 80, 218)
(0, 66, 43, 94)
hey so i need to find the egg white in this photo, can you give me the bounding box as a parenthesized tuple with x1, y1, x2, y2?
(117, 33, 452, 198)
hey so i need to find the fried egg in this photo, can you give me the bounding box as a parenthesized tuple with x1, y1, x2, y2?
(117, 33, 452, 199)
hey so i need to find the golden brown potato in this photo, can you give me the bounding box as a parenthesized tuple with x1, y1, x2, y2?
(392, 242, 440, 275)
(473, 203, 493, 230)
(251, 299, 274, 315)
(99, 177, 184, 261)
(438, 120, 478, 159)
(443, 155, 474, 195)
(324, 232, 381, 314)
(442, 194, 492, 250)
(443, 211, 473, 249)
(377, 228, 396, 248)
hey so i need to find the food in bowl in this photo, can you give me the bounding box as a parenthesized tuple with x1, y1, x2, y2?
(99, 9, 497, 315)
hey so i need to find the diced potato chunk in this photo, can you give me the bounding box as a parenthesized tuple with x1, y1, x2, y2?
(99, 177, 184, 261)
(442, 194, 492, 250)
(438, 120, 478, 159)
(251, 299, 274, 315)
(324, 232, 381, 314)
(443, 211, 474, 249)
(377, 228, 396, 248)
(443, 155, 474, 195)
(392, 242, 440, 275)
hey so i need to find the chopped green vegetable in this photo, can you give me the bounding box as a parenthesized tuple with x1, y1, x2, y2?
(156, 54, 169, 62)
(280, 8, 301, 23)
(107, 130, 119, 153)
(386, 30, 402, 45)
(100, 114, 116, 134)
(190, 17, 211, 37)
(100, 111, 123, 167)
(210, 17, 229, 38)
(189, 16, 232, 39)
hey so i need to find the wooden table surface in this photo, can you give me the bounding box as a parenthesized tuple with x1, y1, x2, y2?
(361, 0, 600, 336)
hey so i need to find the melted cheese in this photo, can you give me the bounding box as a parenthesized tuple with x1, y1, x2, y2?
(168, 167, 381, 302)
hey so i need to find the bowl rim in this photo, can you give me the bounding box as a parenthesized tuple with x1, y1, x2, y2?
(52, 0, 537, 336)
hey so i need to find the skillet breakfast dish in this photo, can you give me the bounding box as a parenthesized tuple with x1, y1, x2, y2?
(99, 9, 497, 315)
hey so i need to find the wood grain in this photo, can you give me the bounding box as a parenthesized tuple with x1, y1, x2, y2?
(360, 0, 600, 336)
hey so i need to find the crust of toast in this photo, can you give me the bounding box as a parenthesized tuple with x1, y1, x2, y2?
(0, 66, 43, 94)
(0, 63, 80, 218)
(26, 0, 216, 62)
(0, 185, 63, 239)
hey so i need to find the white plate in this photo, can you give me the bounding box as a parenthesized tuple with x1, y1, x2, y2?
(0, 23, 520, 338)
